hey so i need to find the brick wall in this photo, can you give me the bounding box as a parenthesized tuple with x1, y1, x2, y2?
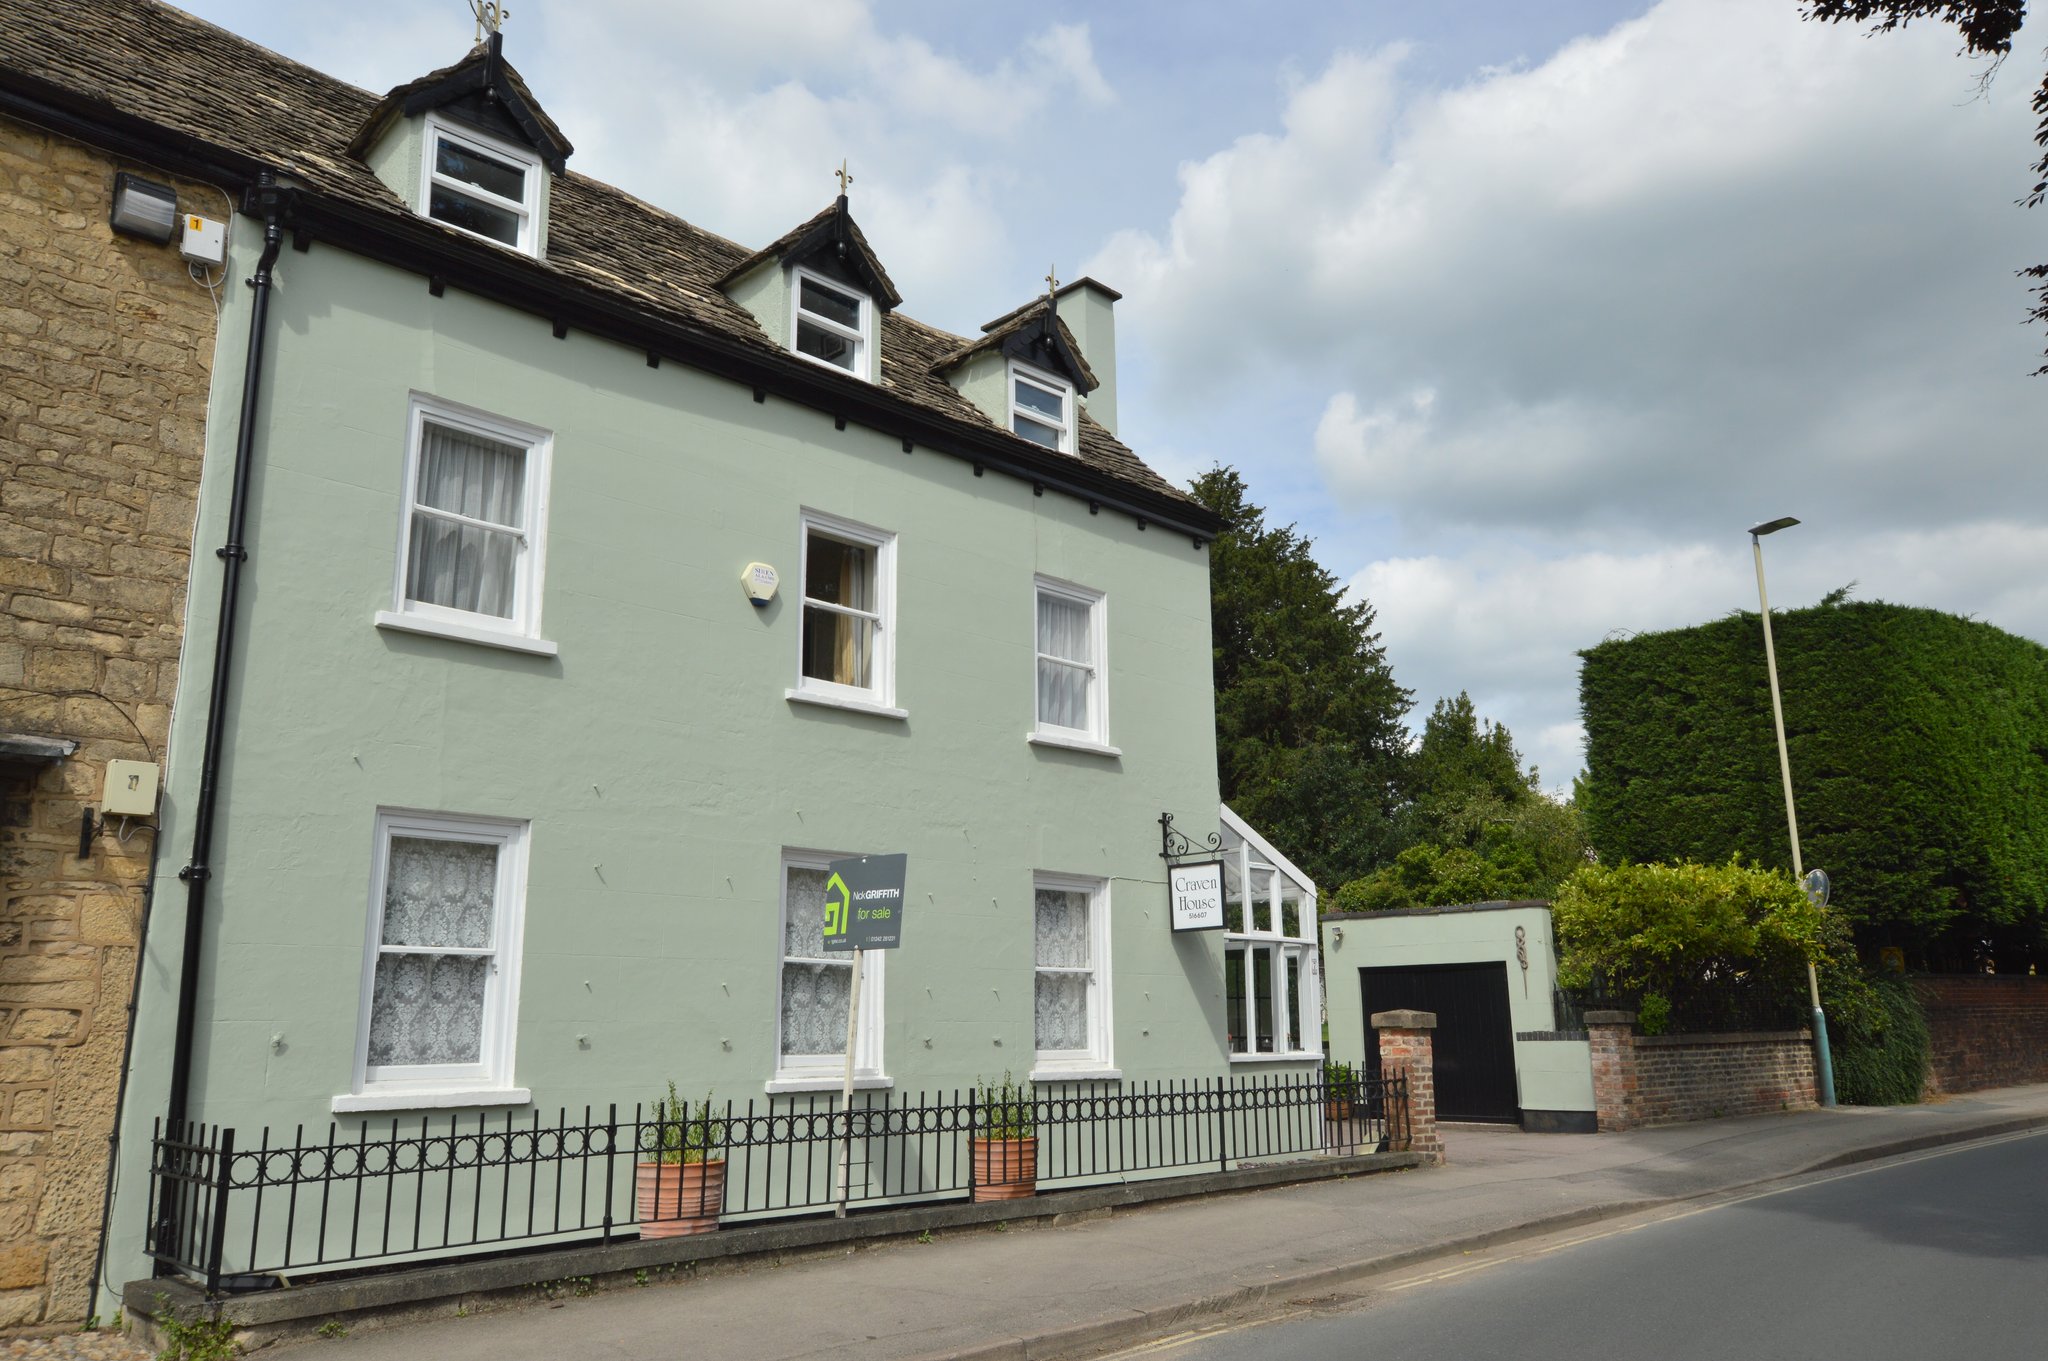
(1588, 1013, 1816, 1132)
(1915, 976, 2048, 1097)
(0, 113, 220, 1331)
(1372, 1011, 1443, 1164)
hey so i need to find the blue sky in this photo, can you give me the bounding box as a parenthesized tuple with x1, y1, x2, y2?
(177, 0, 2048, 788)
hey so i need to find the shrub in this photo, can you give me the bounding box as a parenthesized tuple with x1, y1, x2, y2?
(644, 1082, 723, 1164)
(976, 1072, 1034, 1139)
(1829, 975, 1930, 1106)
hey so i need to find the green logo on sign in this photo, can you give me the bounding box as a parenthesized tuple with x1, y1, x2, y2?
(823, 871, 851, 939)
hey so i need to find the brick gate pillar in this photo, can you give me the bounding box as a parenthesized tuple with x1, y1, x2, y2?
(1586, 1010, 1639, 1133)
(1373, 1009, 1444, 1165)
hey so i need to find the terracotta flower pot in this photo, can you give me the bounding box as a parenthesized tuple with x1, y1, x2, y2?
(1326, 1099, 1355, 1122)
(971, 1136, 1037, 1202)
(635, 1158, 725, 1237)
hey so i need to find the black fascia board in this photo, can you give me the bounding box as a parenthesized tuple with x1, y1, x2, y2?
(1001, 315, 1096, 395)
(275, 192, 1223, 538)
(782, 204, 902, 311)
(398, 47, 569, 173)
(0, 73, 1216, 537)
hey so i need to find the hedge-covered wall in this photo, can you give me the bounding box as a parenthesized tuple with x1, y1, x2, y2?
(1579, 601, 2048, 967)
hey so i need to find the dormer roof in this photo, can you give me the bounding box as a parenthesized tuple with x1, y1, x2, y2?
(935, 299, 1098, 393)
(716, 196, 902, 311)
(346, 32, 572, 174)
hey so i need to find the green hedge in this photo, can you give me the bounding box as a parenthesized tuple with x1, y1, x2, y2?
(1828, 976, 1930, 1106)
(1578, 601, 2048, 964)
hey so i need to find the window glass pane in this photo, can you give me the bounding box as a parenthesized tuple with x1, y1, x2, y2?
(435, 136, 526, 201)
(1014, 378, 1064, 420)
(1225, 945, 1247, 1053)
(799, 277, 862, 330)
(407, 518, 519, 618)
(1035, 973, 1089, 1052)
(802, 606, 873, 687)
(1284, 953, 1303, 1051)
(1013, 414, 1061, 448)
(1249, 865, 1274, 933)
(1281, 880, 1304, 938)
(1034, 888, 1090, 967)
(1252, 945, 1275, 1052)
(779, 961, 850, 1056)
(1037, 658, 1090, 731)
(795, 319, 857, 369)
(368, 953, 487, 1066)
(782, 867, 851, 960)
(417, 422, 525, 526)
(804, 535, 873, 611)
(1037, 593, 1091, 665)
(1224, 855, 1245, 934)
(382, 837, 496, 949)
(429, 185, 520, 245)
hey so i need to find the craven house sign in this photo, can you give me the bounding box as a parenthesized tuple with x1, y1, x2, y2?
(1159, 812, 1225, 931)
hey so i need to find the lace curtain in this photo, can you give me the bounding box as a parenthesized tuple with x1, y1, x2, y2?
(1034, 887, 1091, 1052)
(368, 837, 498, 1067)
(781, 867, 853, 1057)
(406, 420, 526, 619)
(1036, 592, 1091, 730)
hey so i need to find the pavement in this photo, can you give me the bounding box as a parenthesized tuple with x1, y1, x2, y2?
(244, 1084, 2048, 1359)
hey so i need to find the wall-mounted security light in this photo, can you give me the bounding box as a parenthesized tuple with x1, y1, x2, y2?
(109, 172, 179, 243)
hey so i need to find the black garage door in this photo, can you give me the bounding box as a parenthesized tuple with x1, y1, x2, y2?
(1360, 963, 1519, 1123)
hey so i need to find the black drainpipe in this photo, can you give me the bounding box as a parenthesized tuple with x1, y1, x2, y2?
(163, 172, 285, 1140)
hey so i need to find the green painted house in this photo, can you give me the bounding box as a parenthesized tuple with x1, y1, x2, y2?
(2, 1, 1336, 1309)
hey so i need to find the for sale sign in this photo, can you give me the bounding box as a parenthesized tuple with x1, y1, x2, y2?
(823, 854, 907, 951)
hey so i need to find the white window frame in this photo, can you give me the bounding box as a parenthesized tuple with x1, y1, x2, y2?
(1008, 360, 1075, 453)
(1220, 805, 1322, 1063)
(789, 264, 873, 381)
(419, 113, 543, 256)
(786, 508, 899, 717)
(375, 393, 556, 657)
(771, 849, 889, 1091)
(1029, 575, 1113, 754)
(1030, 872, 1116, 1081)
(337, 809, 531, 1113)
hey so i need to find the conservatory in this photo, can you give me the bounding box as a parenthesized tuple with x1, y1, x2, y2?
(1220, 804, 1322, 1060)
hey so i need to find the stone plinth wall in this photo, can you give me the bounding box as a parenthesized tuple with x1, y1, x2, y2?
(0, 112, 220, 1331)
(1588, 1012, 1816, 1132)
(1915, 976, 2048, 1097)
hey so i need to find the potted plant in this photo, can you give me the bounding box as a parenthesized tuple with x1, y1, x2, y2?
(971, 1072, 1037, 1202)
(636, 1082, 726, 1237)
(1324, 1060, 1358, 1122)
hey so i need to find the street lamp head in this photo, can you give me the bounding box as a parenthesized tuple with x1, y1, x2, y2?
(1749, 516, 1800, 538)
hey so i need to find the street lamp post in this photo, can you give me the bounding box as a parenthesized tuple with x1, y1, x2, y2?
(1749, 516, 1836, 1107)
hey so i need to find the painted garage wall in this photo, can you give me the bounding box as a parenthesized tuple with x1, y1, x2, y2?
(106, 219, 1238, 1294)
(1320, 902, 1594, 1121)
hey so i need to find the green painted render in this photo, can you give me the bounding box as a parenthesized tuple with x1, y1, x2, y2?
(1319, 903, 1594, 1119)
(104, 216, 1258, 1302)
(1055, 285, 1117, 435)
(946, 348, 1010, 432)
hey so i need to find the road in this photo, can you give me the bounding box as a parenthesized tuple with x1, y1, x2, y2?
(1129, 1130, 2048, 1361)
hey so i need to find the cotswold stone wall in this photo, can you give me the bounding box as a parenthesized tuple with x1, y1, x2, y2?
(1915, 976, 2048, 1097)
(1587, 1013, 1816, 1132)
(0, 112, 219, 1331)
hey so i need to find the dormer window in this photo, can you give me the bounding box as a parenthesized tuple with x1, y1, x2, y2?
(421, 114, 542, 255)
(1010, 362, 1075, 452)
(791, 266, 872, 378)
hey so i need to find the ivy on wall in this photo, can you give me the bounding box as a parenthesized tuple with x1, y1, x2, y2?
(1578, 600, 2048, 967)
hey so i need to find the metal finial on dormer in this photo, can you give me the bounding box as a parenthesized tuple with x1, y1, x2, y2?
(469, 0, 510, 42)
(835, 160, 854, 197)
(1045, 265, 1060, 300)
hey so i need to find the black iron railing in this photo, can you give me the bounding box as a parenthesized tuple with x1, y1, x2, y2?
(147, 1071, 1407, 1294)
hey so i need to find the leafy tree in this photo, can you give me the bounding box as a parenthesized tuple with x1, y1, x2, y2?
(1190, 468, 1411, 890)
(1405, 692, 1536, 842)
(1802, 2, 2048, 370)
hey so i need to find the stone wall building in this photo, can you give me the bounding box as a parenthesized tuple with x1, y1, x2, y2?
(0, 111, 220, 1331)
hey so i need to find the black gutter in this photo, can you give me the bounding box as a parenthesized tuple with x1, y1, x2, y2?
(0, 73, 1218, 540)
(163, 173, 286, 1141)
(291, 192, 1223, 541)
